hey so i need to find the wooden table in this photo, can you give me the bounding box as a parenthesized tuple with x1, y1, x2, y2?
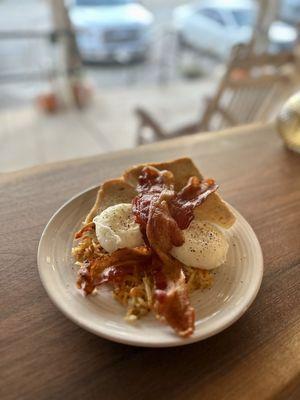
(1, 123, 300, 400)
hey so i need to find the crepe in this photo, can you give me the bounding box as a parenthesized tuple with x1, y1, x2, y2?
(85, 157, 235, 229)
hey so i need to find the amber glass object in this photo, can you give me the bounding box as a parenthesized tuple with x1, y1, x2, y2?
(277, 92, 300, 153)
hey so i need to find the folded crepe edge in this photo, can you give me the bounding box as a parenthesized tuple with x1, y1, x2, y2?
(84, 157, 235, 228)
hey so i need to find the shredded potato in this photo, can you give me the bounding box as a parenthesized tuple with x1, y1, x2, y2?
(72, 224, 213, 322)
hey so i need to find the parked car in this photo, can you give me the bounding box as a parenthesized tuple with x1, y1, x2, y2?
(68, 0, 154, 63)
(173, 0, 298, 59)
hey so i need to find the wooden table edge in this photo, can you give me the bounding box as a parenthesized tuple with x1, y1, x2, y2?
(1, 122, 272, 183)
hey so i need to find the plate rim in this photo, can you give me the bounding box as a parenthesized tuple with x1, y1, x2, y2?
(37, 185, 264, 348)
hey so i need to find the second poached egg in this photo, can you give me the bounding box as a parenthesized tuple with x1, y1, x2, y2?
(170, 219, 229, 270)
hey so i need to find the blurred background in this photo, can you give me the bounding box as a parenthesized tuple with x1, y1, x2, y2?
(1, 0, 300, 172)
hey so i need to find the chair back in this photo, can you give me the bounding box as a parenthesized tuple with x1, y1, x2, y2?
(200, 45, 298, 131)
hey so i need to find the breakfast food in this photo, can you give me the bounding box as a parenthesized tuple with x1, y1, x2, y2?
(72, 157, 235, 337)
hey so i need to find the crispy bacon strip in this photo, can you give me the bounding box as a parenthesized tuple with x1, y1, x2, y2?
(170, 177, 218, 229)
(97, 264, 135, 285)
(132, 166, 217, 337)
(77, 247, 152, 294)
(146, 193, 184, 253)
(144, 182, 195, 337)
(75, 222, 95, 239)
(133, 166, 218, 232)
(132, 166, 174, 231)
(154, 271, 195, 337)
(150, 256, 195, 337)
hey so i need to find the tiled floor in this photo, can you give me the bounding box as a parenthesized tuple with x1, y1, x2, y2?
(2, 80, 216, 173)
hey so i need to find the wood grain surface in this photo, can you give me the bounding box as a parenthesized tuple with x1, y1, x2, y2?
(1, 123, 300, 400)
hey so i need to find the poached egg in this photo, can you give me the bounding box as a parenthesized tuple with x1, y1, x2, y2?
(93, 203, 144, 253)
(170, 219, 228, 270)
(93, 203, 228, 270)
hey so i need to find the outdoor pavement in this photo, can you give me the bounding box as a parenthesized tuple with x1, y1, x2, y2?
(0, 78, 218, 172)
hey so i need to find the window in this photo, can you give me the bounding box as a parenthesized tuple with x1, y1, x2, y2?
(231, 9, 255, 27)
(199, 8, 226, 26)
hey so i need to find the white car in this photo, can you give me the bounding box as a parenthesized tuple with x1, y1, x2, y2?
(173, 0, 297, 59)
(68, 0, 154, 63)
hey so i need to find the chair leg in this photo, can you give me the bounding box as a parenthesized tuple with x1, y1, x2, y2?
(136, 122, 146, 146)
(135, 107, 167, 145)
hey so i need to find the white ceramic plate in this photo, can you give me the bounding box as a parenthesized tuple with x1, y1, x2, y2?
(38, 186, 263, 347)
